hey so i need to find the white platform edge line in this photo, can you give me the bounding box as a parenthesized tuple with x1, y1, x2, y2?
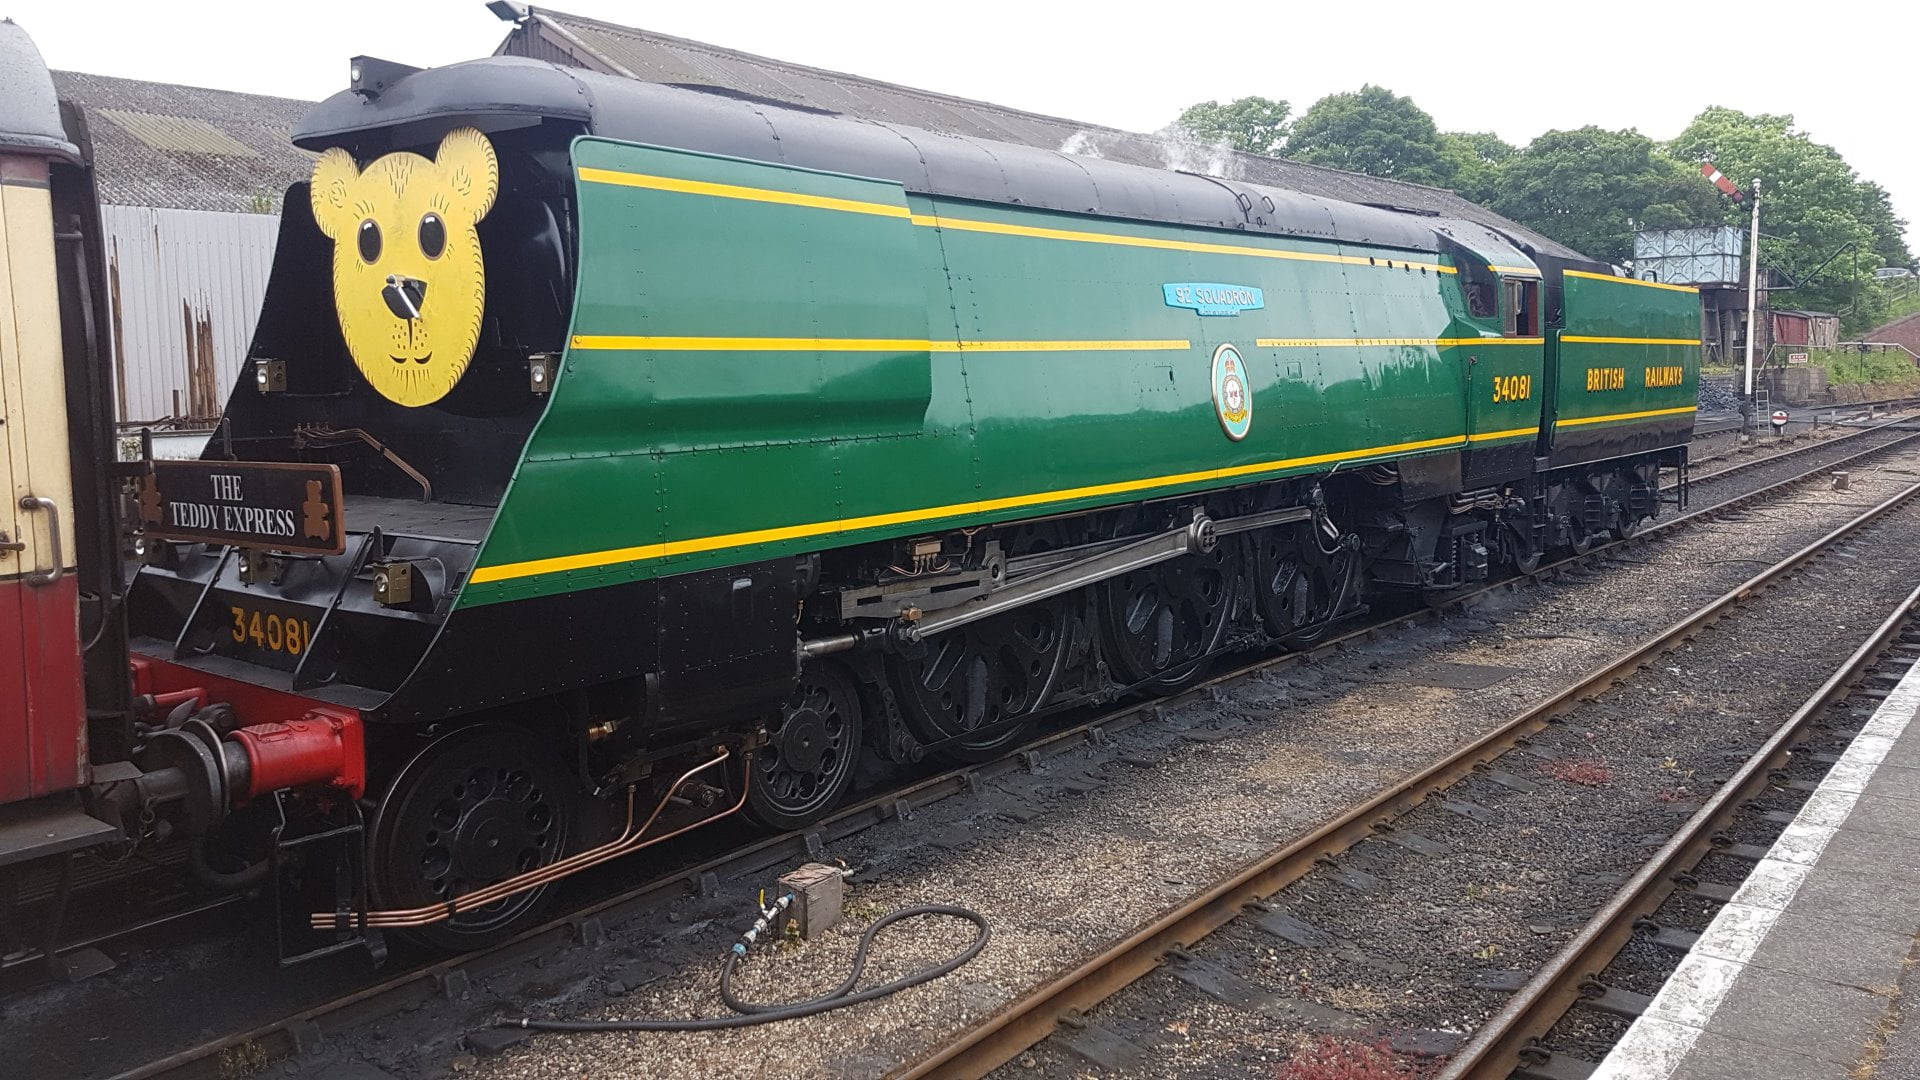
(1588, 656, 1920, 1080)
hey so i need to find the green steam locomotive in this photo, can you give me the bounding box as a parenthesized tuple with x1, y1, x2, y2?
(116, 54, 1698, 952)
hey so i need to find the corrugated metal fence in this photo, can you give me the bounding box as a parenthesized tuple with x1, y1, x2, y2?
(102, 204, 279, 426)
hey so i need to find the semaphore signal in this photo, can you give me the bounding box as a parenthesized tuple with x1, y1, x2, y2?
(1699, 160, 1746, 203)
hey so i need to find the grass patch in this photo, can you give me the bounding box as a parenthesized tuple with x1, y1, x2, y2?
(1871, 284, 1920, 328)
(1703, 351, 1915, 389)
(1808, 347, 1917, 386)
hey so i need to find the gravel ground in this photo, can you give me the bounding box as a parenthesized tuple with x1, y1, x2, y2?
(1687, 416, 1918, 489)
(1689, 408, 1919, 477)
(1008, 463, 1920, 1078)
(433, 456, 1920, 1080)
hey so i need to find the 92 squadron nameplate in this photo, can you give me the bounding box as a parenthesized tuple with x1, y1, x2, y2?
(138, 460, 345, 555)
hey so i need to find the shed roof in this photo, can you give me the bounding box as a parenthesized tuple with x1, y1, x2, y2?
(496, 6, 1583, 261)
(51, 70, 315, 213)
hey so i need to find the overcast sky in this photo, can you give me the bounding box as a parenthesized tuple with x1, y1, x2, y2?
(10, 0, 1915, 251)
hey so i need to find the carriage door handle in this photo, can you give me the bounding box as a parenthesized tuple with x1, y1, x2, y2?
(19, 496, 62, 587)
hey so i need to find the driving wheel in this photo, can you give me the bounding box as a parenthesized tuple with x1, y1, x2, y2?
(888, 596, 1075, 762)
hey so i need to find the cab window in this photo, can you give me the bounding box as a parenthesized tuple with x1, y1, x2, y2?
(1464, 280, 1496, 319)
(1503, 279, 1540, 337)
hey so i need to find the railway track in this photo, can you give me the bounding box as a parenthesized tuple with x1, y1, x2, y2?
(901, 468, 1920, 1078)
(1437, 590, 1920, 1079)
(1691, 394, 1919, 439)
(56, 413, 1920, 1080)
(1680, 410, 1918, 490)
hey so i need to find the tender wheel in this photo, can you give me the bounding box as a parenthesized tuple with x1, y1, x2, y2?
(746, 663, 863, 830)
(887, 596, 1074, 762)
(368, 724, 580, 952)
(1097, 541, 1239, 691)
(1504, 520, 1543, 574)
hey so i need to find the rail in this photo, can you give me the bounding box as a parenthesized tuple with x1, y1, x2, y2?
(894, 477, 1920, 1078)
(1436, 583, 1920, 1078)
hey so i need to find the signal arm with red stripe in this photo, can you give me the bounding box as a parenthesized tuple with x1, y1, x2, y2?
(1700, 161, 1746, 202)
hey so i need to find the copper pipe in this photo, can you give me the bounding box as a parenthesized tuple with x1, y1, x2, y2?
(316, 749, 746, 931)
(330, 751, 744, 931)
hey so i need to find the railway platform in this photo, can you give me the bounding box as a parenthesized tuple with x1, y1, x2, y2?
(1592, 653, 1920, 1079)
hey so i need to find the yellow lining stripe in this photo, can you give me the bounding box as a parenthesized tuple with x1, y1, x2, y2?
(1467, 426, 1539, 442)
(1257, 337, 1543, 348)
(575, 166, 912, 219)
(1560, 335, 1702, 346)
(930, 339, 1190, 353)
(1555, 406, 1698, 428)
(1488, 265, 1541, 276)
(469, 433, 1469, 584)
(568, 336, 1191, 353)
(574, 335, 922, 352)
(1564, 269, 1700, 295)
(910, 211, 1456, 274)
(566, 335, 1554, 354)
(575, 165, 1457, 275)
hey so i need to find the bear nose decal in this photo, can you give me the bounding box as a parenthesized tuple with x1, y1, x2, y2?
(381, 274, 428, 320)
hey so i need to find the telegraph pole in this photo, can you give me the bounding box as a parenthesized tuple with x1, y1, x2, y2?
(1742, 176, 1762, 428)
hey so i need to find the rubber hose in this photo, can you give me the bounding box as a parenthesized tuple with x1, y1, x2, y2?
(188, 835, 272, 893)
(504, 903, 989, 1032)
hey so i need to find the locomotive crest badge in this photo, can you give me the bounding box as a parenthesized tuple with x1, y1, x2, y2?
(309, 127, 499, 408)
(1210, 343, 1252, 441)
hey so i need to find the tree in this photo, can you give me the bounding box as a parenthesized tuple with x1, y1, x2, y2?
(1487, 126, 1720, 263)
(1440, 131, 1515, 204)
(1171, 96, 1291, 156)
(1284, 85, 1453, 187)
(1856, 181, 1914, 269)
(1668, 106, 1887, 322)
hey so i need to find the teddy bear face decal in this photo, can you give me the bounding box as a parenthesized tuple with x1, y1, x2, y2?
(309, 128, 498, 408)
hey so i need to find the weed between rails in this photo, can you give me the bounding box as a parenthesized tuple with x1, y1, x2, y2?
(1275, 1037, 1443, 1080)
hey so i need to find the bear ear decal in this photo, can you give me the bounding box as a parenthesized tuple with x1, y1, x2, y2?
(309, 147, 360, 241)
(435, 127, 499, 223)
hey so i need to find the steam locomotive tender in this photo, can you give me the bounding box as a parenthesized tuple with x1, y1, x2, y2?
(4, 46, 1701, 957)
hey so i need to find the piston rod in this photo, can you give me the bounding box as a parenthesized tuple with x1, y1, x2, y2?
(795, 504, 1316, 659)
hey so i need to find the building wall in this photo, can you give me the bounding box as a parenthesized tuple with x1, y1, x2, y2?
(102, 204, 277, 426)
(1867, 312, 1920, 356)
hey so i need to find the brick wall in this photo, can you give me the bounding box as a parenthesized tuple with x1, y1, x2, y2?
(1865, 312, 1920, 355)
